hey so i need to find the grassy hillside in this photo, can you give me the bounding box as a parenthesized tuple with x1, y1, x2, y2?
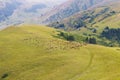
(0, 25, 120, 80)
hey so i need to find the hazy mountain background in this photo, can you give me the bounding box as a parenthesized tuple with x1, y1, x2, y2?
(0, 0, 67, 29)
(50, 0, 120, 30)
(42, 0, 105, 23)
(43, 0, 118, 24)
(0, 0, 120, 30)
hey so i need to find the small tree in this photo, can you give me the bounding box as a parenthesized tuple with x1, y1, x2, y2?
(59, 32, 75, 41)
(59, 32, 64, 36)
(93, 29, 97, 33)
(85, 37, 89, 43)
(85, 37, 96, 44)
(89, 37, 96, 44)
(67, 35, 75, 41)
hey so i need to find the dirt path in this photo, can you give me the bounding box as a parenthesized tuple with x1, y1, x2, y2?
(68, 50, 94, 80)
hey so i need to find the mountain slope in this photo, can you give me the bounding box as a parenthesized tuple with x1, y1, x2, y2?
(49, 0, 120, 46)
(0, 25, 120, 80)
(0, 0, 67, 29)
(50, 6, 120, 29)
(41, 0, 108, 23)
(0, 0, 21, 22)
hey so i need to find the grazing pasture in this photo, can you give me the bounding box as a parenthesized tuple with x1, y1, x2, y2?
(0, 25, 120, 80)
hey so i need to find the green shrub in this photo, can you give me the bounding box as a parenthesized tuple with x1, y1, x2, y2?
(1, 73, 8, 79)
(85, 37, 97, 44)
(59, 32, 75, 41)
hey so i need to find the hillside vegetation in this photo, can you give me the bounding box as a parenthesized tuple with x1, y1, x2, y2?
(0, 25, 120, 80)
(49, 0, 120, 47)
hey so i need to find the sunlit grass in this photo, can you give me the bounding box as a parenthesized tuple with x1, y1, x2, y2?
(0, 25, 120, 80)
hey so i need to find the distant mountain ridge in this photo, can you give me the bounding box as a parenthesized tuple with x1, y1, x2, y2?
(41, 0, 106, 24)
(0, 0, 21, 22)
(0, 0, 118, 29)
(0, 0, 67, 29)
(49, 0, 120, 30)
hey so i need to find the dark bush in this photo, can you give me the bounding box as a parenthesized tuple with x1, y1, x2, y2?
(93, 29, 97, 33)
(66, 35, 75, 41)
(85, 37, 96, 44)
(1, 73, 8, 79)
(101, 28, 120, 41)
(89, 37, 97, 44)
(59, 32, 75, 41)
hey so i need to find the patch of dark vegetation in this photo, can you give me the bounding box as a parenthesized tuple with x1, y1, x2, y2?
(85, 37, 97, 44)
(1, 73, 9, 79)
(49, 22, 65, 29)
(58, 31, 75, 41)
(98, 27, 120, 47)
(49, 19, 86, 30)
(67, 18, 86, 29)
(101, 27, 120, 42)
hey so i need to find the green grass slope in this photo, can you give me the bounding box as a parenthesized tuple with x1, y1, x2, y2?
(92, 1, 120, 29)
(0, 25, 120, 80)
